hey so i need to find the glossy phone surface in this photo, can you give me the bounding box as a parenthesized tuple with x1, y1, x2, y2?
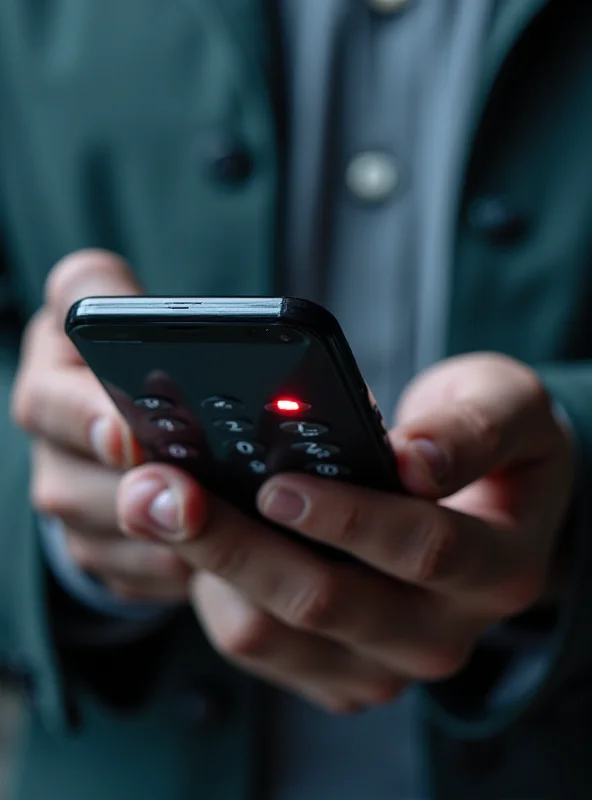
(66, 297, 403, 519)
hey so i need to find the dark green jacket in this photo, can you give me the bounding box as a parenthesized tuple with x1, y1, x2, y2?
(1, 1, 592, 798)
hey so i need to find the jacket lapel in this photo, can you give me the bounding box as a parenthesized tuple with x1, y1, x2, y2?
(479, 0, 551, 115)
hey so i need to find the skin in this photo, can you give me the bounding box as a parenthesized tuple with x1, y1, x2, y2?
(12, 250, 575, 713)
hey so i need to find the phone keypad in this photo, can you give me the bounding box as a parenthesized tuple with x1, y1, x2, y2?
(136, 390, 355, 483)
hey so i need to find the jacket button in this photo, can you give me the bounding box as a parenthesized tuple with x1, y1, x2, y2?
(467, 195, 530, 245)
(177, 682, 227, 727)
(345, 151, 400, 204)
(210, 144, 254, 185)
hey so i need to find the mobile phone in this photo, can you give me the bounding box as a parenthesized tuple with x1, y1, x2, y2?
(66, 297, 403, 523)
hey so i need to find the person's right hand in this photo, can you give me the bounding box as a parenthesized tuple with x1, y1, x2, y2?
(11, 250, 191, 603)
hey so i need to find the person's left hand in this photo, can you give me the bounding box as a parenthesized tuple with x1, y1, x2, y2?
(119, 353, 574, 712)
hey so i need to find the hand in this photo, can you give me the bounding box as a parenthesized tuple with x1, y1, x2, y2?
(118, 353, 574, 713)
(12, 250, 191, 603)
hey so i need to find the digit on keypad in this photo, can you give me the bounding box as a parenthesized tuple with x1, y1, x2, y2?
(292, 442, 340, 459)
(214, 419, 254, 434)
(280, 421, 328, 437)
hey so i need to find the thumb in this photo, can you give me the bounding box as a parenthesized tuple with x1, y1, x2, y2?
(390, 355, 560, 499)
(45, 248, 144, 331)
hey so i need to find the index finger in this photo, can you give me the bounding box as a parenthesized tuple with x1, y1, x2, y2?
(12, 250, 144, 465)
(257, 474, 539, 617)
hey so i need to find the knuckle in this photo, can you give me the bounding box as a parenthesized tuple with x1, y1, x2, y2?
(11, 379, 40, 434)
(324, 698, 364, 716)
(406, 513, 458, 584)
(285, 570, 344, 631)
(493, 570, 547, 617)
(216, 611, 274, 660)
(31, 472, 72, 519)
(412, 644, 471, 681)
(333, 502, 364, 550)
(155, 550, 190, 581)
(204, 536, 250, 579)
(459, 402, 501, 454)
(107, 581, 145, 602)
(67, 538, 98, 573)
(361, 678, 405, 706)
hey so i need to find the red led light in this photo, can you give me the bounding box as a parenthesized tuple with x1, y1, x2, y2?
(265, 398, 311, 414)
(277, 399, 300, 411)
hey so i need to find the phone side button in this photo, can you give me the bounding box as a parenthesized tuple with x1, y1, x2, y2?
(305, 463, 350, 478)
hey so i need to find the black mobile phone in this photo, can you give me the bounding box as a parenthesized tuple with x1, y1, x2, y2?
(66, 297, 403, 522)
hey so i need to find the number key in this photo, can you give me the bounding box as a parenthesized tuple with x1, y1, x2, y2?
(292, 442, 340, 460)
(214, 419, 254, 434)
(225, 440, 265, 457)
(306, 462, 350, 478)
(280, 421, 328, 438)
(202, 396, 244, 412)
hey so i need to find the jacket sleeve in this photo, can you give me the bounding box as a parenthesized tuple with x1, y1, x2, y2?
(422, 361, 592, 738)
(0, 308, 67, 731)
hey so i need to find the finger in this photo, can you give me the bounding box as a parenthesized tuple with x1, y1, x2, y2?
(67, 531, 191, 586)
(13, 249, 145, 465)
(105, 578, 190, 604)
(257, 473, 537, 616)
(118, 464, 476, 675)
(390, 354, 559, 499)
(45, 248, 143, 331)
(15, 349, 141, 466)
(32, 442, 122, 536)
(192, 573, 404, 713)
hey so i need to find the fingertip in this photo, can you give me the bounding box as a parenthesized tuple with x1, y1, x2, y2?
(392, 436, 450, 498)
(117, 465, 208, 543)
(45, 249, 142, 324)
(90, 415, 144, 470)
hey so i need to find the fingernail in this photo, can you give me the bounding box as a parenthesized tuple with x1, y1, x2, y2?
(260, 486, 308, 524)
(90, 416, 111, 465)
(407, 438, 449, 485)
(149, 489, 186, 541)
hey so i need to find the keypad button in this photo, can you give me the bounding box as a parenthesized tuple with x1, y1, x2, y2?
(248, 460, 268, 475)
(225, 440, 265, 457)
(306, 462, 350, 478)
(162, 443, 199, 460)
(134, 396, 174, 411)
(291, 442, 341, 460)
(214, 419, 254, 434)
(152, 417, 188, 432)
(202, 396, 244, 412)
(280, 421, 328, 438)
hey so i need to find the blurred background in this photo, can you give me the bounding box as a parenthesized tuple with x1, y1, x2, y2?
(0, 686, 22, 799)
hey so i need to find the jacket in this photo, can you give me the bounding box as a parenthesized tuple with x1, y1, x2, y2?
(1, 1, 592, 798)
